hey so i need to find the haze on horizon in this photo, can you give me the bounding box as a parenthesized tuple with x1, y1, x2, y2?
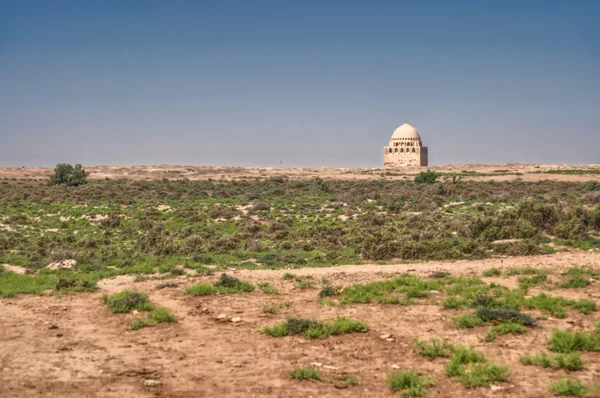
(1, 0, 599, 168)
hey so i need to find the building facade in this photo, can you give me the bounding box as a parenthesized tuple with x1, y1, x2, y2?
(383, 123, 428, 167)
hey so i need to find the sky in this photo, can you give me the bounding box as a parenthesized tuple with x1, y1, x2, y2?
(1, 0, 599, 167)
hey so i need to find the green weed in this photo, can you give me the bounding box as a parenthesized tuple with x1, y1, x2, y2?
(289, 367, 322, 381)
(550, 378, 590, 397)
(102, 290, 154, 313)
(388, 369, 433, 397)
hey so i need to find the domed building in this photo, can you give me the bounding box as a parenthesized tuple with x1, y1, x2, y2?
(383, 123, 428, 167)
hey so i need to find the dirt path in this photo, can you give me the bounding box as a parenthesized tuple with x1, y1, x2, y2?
(1, 250, 600, 397)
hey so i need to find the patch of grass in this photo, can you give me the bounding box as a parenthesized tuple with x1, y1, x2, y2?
(54, 277, 97, 293)
(282, 273, 297, 280)
(155, 282, 179, 289)
(340, 274, 442, 304)
(505, 267, 548, 276)
(128, 318, 154, 330)
(345, 377, 359, 386)
(443, 296, 469, 309)
(429, 271, 451, 279)
(475, 307, 537, 326)
(517, 274, 548, 291)
(559, 275, 591, 289)
(297, 279, 315, 289)
(185, 283, 217, 296)
(524, 294, 596, 318)
(483, 322, 526, 342)
(0, 271, 56, 298)
(185, 274, 255, 295)
(262, 323, 289, 337)
(445, 344, 509, 388)
(257, 282, 278, 294)
(263, 316, 368, 339)
(548, 329, 600, 353)
(520, 351, 553, 368)
(318, 285, 336, 297)
(482, 267, 501, 277)
(550, 378, 590, 397)
(414, 338, 454, 358)
(453, 314, 484, 329)
(102, 290, 154, 313)
(148, 307, 178, 323)
(388, 369, 433, 397)
(289, 367, 322, 381)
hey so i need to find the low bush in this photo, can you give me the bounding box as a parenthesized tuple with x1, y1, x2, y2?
(414, 338, 453, 358)
(475, 307, 536, 326)
(548, 329, 600, 353)
(55, 278, 97, 293)
(185, 274, 255, 295)
(290, 367, 322, 381)
(102, 290, 154, 313)
(414, 170, 439, 185)
(483, 322, 526, 342)
(388, 369, 433, 397)
(445, 344, 509, 388)
(263, 317, 368, 339)
(482, 267, 501, 277)
(550, 378, 590, 397)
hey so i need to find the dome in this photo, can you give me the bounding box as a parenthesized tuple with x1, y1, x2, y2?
(391, 123, 421, 140)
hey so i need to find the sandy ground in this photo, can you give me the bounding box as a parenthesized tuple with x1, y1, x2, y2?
(1, 163, 600, 182)
(1, 250, 600, 398)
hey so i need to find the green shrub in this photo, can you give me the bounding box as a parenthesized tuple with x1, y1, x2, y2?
(148, 307, 178, 323)
(429, 271, 451, 279)
(155, 282, 179, 289)
(453, 314, 484, 329)
(482, 267, 501, 277)
(102, 290, 153, 313)
(548, 330, 600, 353)
(559, 275, 591, 289)
(318, 285, 336, 297)
(550, 378, 589, 397)
(257, 282, 278, 294)
(262, 323, 289, 337)
(128, 318, 153, 330)
(414, 338, 454, 358)
(520, 351, 553, 368)
(475, 307, 536, 326)
(445, 345, 508, 388)
(214, 273, 242, 288)
(0, 272, 56, 298)
(554, 353, 585, 371)
(263, 317, 367, 339)
(48, 163, 88, 186)
(443, 296, 469, 309)
(483, 322, 526, 342)
(55, 278, 97, 293)
(185, 283, 217, 296)
(388, 369, 433, 397)
(456, 362, 509, 388)
(414, 170, 439, 185)
(289, 367, 322, 381)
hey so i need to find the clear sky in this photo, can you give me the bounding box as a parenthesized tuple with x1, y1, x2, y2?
(1, 0, 599, 167)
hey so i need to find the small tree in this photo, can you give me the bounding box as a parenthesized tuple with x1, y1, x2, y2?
(414, 170, 439, 184)
(49, 163, 88, 186)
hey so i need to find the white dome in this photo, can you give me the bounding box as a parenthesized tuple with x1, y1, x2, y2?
(391, 123, 421, 140)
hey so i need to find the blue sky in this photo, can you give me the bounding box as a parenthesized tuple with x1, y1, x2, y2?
(1, 0, 599, 167)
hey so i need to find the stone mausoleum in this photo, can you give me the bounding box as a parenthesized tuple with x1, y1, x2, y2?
(383, 123, 428, 167)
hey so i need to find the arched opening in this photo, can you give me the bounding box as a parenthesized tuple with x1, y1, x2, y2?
(400, 148, 404, 153)
(412, 148, 416, 153)
(394, 148, 398, 153)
